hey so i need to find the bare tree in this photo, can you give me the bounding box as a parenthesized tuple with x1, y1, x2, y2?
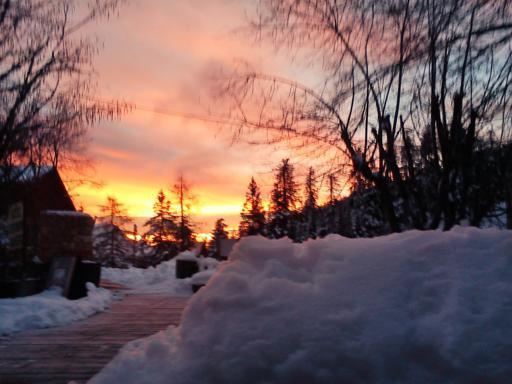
(218, 0, 512, 232)
(0, 0, 129, 183)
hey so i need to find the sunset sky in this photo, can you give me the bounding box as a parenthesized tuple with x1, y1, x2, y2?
(71, 0, 331, 232)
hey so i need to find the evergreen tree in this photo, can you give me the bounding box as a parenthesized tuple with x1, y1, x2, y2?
(144, 189, 178, 263)
(239, 177, 266, 237)
(212, 218, 229, 240)
(268, 159, 299, 239)
(327, 174, 338, 206)
(100, 196, 131, 228)
(302, 167, 318, 240)
(325, 173, 339, 234)
(349, 178, 388, 237)
(172, 174, 194, 251)
(94, 196, 132, 268)
(210, 218, 229, 257)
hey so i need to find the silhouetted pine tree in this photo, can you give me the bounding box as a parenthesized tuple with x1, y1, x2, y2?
(239, 177, 266, 237)
(144, 189, 178, 263)
(325, 173, 339, 234)
(349, 178, 388, 237)
(94, 196, 132, 267)
(268, 159, 299, 240)
(210, 218, 229, 257)
(301, 167, 318, 240)
(172, 174, 194, 251)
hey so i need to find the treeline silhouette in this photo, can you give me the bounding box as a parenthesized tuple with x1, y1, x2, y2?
(239, 153, 510, 243)
(220, 0, 512, 233)
(239, 159, 354, 242)
(93, 175, 194, 268)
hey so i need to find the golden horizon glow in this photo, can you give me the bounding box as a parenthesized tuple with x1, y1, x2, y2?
(194, 204, 243, 216)
(125, 233, 142, 241)
(74, 185, 246, 220)
(195, 233, 213, 242)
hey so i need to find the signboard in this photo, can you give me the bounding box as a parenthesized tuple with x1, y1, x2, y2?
(7, 201, 23, 251)
(47, 256, 77, 298)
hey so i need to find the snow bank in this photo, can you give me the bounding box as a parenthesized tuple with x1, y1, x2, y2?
(191, 270, 216, 286)
(90, 228, 512, 384)
(198, 257, 219, 271)
(0, 283, 112, 335)
(102, 256, 194, 295)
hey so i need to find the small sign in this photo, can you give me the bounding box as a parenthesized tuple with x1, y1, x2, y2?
(47, 256, 77, 298)
(7, 201, 23, 251)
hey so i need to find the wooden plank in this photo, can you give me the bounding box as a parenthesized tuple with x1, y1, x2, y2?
(0, 294, 188, 384)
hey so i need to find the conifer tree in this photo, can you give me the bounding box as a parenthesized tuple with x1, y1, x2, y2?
(239, 177, 266, 237)
(144, 189, 178, 263)
(302, 167, 318, 239)
(328, 174, 338, 207)
(268, 159, 298, 239)
(325, 173, 339, 234)
(210, 218, 229, 257)
(172, 174, 194, 251)
(94, 196, 132, 267)
(100, 196, 131, 228)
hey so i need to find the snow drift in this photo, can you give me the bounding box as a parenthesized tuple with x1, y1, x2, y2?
(91, 227, 512, 384)
(0, 283, 112, 335)
(101, 252, 202, 295)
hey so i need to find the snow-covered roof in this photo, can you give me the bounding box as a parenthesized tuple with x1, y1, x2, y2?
(43, 210, 91, 218)
(0, 165, 54, 182)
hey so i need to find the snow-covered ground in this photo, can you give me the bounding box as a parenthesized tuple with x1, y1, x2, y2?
(91, 227, 512, 384)
(101, 252, 219, 295)
(0, 251, 218, 335)
(102, 258, 187, 295)
(0, 283, 113, 335)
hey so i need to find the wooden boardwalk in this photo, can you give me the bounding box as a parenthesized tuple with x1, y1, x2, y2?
(0, 294, 189, 384)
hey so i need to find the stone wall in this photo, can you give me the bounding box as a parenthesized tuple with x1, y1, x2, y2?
(38, 211, 95, 263)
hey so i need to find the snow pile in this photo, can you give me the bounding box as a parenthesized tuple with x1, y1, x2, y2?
(0, 283, 112, 335)
(191, 270, 216, 286)
(102, 252, 207, 295)
(91, 227, 512, 384)
(189, 257, 220, 287)
(198, 257, 219, 271)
